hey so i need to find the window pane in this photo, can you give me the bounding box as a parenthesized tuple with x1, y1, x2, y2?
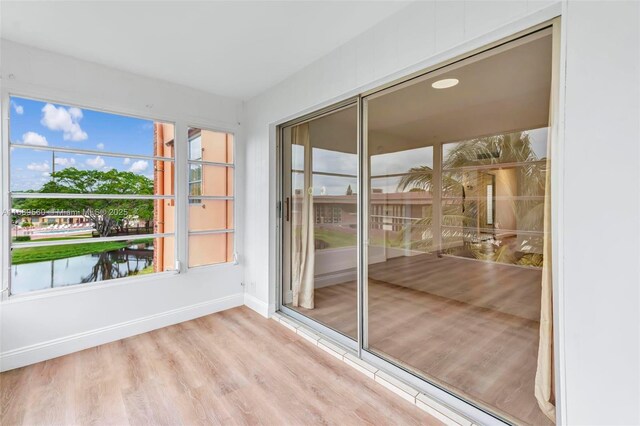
(196, 165, 233, 197)
(11, 148, 174, 195)
(370, 172, 433, 253)
(10, 236, 174, 295)
(189, 164, 202, 182)
(312, 147, 357, 175)
(189, 134, 202, 161)
(310, 174, 356, 197)
(370, 146, 434, 176)
(441, 163, 546, 266)
(365, 30, 553, 425)
(189, 182, 202, 197)
(7, 96, 176, 295)
(442, 128, 548, 169)
(188, 129, 233, 163)
(187, 128, 235, 267)
(188, 233, 234, 267)
(283, 104, 358, 340)
(11, 197, 175, 239)
(189, 200, 233, 232)
(9, 97, 174, 158)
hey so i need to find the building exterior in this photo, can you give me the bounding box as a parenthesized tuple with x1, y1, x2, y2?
(153, 123, 234, 272)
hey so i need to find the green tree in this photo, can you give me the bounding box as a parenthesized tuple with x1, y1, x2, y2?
(20, 168, 155, 237)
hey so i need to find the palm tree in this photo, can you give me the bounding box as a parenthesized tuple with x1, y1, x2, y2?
(394, 130, 547, 266)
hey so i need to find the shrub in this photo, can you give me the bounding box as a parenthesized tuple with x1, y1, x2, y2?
(14, 236, 31, 242)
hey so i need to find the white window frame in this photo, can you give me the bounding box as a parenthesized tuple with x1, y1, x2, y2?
(185, 125, 236, 269)
(188, 132, 203, 205)
(2, 93, 179, 299)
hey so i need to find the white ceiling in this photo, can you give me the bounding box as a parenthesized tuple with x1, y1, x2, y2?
(0, 1, 409, 100)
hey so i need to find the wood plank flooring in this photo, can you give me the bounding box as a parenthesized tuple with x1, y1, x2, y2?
(288, 254, 551, 426)
(0, 306, 441, 426)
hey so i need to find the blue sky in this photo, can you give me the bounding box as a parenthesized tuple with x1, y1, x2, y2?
(10, 96, 167, 191)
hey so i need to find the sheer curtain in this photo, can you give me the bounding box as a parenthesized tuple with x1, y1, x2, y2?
(535, 117, 556, 423)
(291, 123, 315, 309)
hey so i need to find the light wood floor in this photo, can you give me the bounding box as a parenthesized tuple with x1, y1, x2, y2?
(0, 306, 441, 426)
(289, 254, 551, 426)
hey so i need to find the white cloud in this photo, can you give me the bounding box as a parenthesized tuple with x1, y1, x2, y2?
(21, 131, 48, 146)
(11, 100, 24, 115)
(27, 161, 50, 172)
(68, 107, 83, 120)
(123, 157, 131, 165)
(96, 143, 105, 150)
(54, 157, 76, 167)
(86, 156, 105, 169)
(41, 103, 88, 141)
(129, 160, 149, 173)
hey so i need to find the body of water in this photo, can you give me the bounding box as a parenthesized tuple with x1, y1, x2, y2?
(11, 242, 154, 294)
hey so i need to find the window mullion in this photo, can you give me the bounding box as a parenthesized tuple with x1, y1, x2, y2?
(1, 93, 10, 300)
(175, 121, 189, 273)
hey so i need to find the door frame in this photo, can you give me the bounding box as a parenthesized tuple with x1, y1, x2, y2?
(275, 16, 563, 425)
(277, 96, 361, 351)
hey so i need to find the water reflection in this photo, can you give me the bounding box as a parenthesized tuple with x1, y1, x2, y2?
(11, 242, 153, 294)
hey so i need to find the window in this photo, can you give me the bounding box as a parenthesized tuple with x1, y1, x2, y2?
(188, 132, 202, 203)
(8, 96, 176, 295)
(187, 127, 234, 267)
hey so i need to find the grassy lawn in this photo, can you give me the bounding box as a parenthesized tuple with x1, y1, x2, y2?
(12, 238, 154, 265)
(135, 265, 156, 275)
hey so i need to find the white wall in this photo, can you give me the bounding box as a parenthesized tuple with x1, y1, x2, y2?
(242, 1, 639, 424)
(0, 40, 245, 371)
(562, 2, 639, 424)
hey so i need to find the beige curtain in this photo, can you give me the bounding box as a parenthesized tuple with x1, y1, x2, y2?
(291, 123, 315, 309)
(534, 128, 555, 422)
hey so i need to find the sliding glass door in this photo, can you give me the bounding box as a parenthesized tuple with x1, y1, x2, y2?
(281, 25, 557, 426)
(281, 103, 359, 340)
(363, 29, 554, 425)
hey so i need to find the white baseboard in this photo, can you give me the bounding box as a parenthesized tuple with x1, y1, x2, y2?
(0, 293, 244, 372)
(244, 293, 271, 318)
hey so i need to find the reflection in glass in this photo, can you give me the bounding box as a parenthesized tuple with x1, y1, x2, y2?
(369, 148, 434, 253)
(440, 130, 547, 266)
(189, 133, 203, 161)
(364, 30, 554, 425)
(284, 105, 358, 339)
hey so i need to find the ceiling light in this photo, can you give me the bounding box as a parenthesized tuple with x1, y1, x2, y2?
(431, 78, 459, 89)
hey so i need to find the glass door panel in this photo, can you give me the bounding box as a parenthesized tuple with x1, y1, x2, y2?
(282, 104, 358, 339)
(364, 29, 554, 425)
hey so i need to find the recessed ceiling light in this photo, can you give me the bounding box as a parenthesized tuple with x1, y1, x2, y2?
(431, 78, 459, 89)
